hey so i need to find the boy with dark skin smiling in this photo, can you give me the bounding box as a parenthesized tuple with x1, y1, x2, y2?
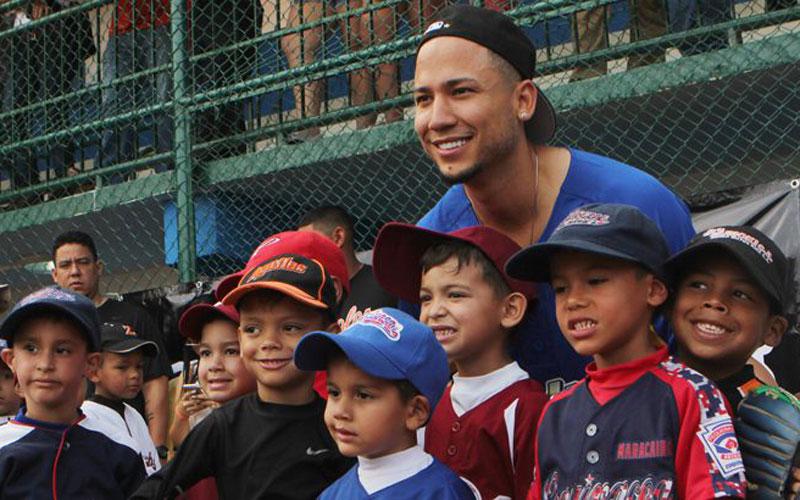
(507, 203, 746, 499)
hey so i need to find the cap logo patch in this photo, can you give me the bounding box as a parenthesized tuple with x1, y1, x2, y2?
(246, 256, 309, 283)
(702, 228, 773, 264)
(20, 287, 76, 306)
(250, 236, 282, 258)
(360, 310, 403, 342)
(424, 20, 449, 35)
(556, 210, 611, 231)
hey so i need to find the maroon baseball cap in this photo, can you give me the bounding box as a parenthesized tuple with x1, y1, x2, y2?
(222, 254, 338, 311)
(216, 231, 350, 301)
(372, 223, 537, 304)
(179, 301, 240, 342)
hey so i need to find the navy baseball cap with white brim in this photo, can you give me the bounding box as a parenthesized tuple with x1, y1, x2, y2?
(417, 5, 557, 144)
(0, 286, 101, 352)
(294, 308, 449, 410)
(506, 203, 671, 282)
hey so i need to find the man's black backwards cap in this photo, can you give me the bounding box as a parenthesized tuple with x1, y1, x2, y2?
(417, 4, 556, 143)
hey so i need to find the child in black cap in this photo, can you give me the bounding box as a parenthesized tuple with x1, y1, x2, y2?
(665, 226, 792, 414)
(0, 286, 147, 498)
(506, 203, 746, 499)
(82, 322, 162, 475)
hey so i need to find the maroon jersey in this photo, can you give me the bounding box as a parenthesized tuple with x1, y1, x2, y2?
(425, 363, 548, 499)
(529, 347, 746, 500)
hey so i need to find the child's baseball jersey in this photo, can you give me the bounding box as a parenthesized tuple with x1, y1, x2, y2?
(425, 362, 548, 499)
(320, 445, 474, 499)
(82, 395, 161, 475)
(530, 347, 747, 499)
(0, 407, 147, 498)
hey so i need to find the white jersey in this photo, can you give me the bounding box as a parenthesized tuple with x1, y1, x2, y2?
(81, 399, 161, 475)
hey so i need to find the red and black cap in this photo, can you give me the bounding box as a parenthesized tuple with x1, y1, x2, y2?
(216, 231, 349, 301)
(665, 226, 791, 316)
(417, 4, 557, 144)
(179, 301, 240, 342)
(372, 222, 536, 304)
(222, 254, 338, 311)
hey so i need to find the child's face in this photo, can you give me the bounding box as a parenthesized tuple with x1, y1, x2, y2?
(671, 253, 787, 378)
(419, 256, 510, 375)
(0, 317, 95, 423)
(324, 357, 418, 459)
(0, 365, 20, 416)
(550, 251, 668, 368)
(237, 294, 328, 404)
(91, 351, 144, 401)
(196, 319, 256, 402)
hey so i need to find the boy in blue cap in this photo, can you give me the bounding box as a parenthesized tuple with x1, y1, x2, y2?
(506, 204, 746, 499)
(295, 308, 474, 499)
(0, 286, 147, 498)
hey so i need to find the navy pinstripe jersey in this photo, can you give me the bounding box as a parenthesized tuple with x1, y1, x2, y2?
(529, 347, 746, 499)
(0, 408, 147, 499)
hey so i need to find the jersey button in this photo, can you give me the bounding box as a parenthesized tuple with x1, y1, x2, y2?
(451, 422, 460, 432)
(447, 445, 457, 456)
(586, 450, 600, 464)
(586, 423, 598, 437)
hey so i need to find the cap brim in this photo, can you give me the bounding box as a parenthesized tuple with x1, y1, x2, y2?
(294, 331, 406, 381)
(221, 281, 328, 310)
(525, 87, 556, 144)
(179, 303, 238, 341)
(373, 223, 469, 304)
(665, 242, 782, 308)
(103, 338, 159, 357)
(0, 302, 98, 351)
(506, 240, 652, 282)
(215, 272, 243, 303)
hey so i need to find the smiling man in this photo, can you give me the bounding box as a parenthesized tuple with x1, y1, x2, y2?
(50, 230, 171, 460)
(412, 5, 695, 392)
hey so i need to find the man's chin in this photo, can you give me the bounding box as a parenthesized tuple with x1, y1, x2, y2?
(438, 163, 483, 186)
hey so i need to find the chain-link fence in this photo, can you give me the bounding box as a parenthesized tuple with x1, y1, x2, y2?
(0, 0, 799, 301)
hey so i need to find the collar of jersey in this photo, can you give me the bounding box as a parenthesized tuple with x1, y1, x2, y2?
(12, 405, 85, 431)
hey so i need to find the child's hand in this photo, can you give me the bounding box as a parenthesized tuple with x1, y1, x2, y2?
(175, 387, 217, 420)
(789, 466, 800, 499)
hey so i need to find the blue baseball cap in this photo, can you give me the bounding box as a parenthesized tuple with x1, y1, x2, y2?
(506, 203, 670, 282)
(294, 308, 450, 410)
(0, 286, 101, 352)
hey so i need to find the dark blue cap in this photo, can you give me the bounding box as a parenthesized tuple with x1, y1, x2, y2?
(0, 286, 101, 352)
(506, 203, 670, 282)
(294, 308, 450, 410)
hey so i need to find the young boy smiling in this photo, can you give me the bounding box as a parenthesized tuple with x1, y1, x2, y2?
(373, 223, 547, 499)
(0, 287, 147, 498)
(665, 226, 791, 414)
(506, 204, 747, 499)
(294, 308, 473, 499)
(131, 232, 354, 499)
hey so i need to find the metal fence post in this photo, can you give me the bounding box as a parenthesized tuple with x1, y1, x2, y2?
(171, 0, 197, 283)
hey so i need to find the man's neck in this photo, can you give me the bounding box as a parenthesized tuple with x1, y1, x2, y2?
(464, 144, 569, 246)
(92, 293, 108, 307)
(344, 252, 364, 280)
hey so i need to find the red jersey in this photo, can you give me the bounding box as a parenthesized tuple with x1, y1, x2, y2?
(425, 362, 548, 499)
(529, 347, 746, 499)
(110, 0, 171, 35)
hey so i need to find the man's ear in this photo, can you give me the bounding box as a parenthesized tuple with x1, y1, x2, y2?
(500, 292, 527, 329)
(85, 352, 101, 382)
(515, 80, 538, 126)
(330, 226, 347, 249)
(1, 349, 14, 372)
(647, 277, 669, 308)
(404, 394, 431, 432)
(95, 259, 105, 277)
(763, 315, 789, 347)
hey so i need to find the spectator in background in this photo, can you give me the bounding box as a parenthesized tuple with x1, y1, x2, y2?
(1, 0, 94, 189)
(571, 0, 668, 81)
(100, 0, 172, 176)
(339, 0, 402, 129)
(298, 205, 396, 317)
(669, 0, 735, 55)
(50, 230, 172, 463)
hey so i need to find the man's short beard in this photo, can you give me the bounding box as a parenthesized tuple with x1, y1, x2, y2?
(438, 162, 485, 186)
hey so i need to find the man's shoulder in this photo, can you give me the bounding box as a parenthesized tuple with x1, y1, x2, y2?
(418, 185, 472, 231)
(568, 149, 679, 200)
